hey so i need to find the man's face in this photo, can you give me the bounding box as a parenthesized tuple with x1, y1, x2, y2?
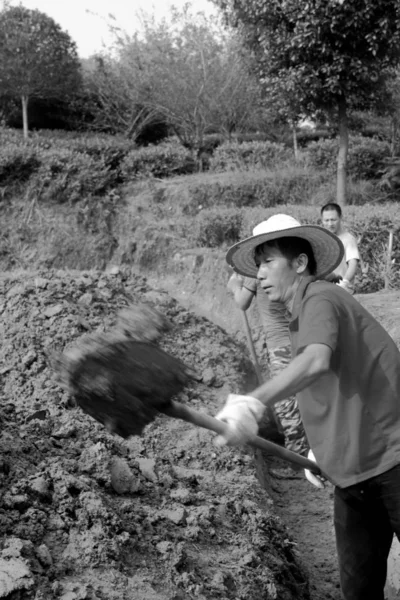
(322, 209, 341, 234)
(256, 246, 300, 304)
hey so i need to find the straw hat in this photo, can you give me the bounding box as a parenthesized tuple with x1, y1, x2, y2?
(226, 214, 344, 279)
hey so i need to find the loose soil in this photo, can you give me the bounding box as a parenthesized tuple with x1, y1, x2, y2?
(0, 268, 309, 600)
(1, 266, 399, 600)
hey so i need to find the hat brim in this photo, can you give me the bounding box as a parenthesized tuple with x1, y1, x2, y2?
(226, 225, 344, 279)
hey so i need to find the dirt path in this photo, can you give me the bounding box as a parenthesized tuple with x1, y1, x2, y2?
(268, 466, 341, 600)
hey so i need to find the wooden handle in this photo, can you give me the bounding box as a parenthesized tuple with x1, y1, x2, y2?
(165, 401, 323, 476)
(241, 311, 264, 386)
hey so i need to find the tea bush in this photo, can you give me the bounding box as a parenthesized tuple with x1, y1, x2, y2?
(194, 207, 243, 248)
(209, 141, 293, 172)
(121, 143, 196, 180)
(0, 143, 41, 189)
(305, 136, 391, 180)
(184, 168, 327, 209)
(31, 148, 115, 204)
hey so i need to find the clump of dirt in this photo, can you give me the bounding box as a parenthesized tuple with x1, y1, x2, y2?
(0, 269, 310, 600)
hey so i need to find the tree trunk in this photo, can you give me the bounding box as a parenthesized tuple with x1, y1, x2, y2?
(292, 121, 299, 161)
(390, 117, 397, 157)
(336, 98, 348, 205)
(21, 95, 29, 139)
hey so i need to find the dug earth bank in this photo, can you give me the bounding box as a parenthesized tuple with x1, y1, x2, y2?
(1, 262, 400, 599)
(1, 269, 309, 600)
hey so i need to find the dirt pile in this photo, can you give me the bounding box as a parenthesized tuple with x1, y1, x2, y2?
(0, 269, 309, 600)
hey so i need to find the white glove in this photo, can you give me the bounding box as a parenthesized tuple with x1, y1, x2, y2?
(304, 449, 325, 489)
(227, 272, 244, 294)
(214, 393, 265, 446)
(336, 279, 354, 294)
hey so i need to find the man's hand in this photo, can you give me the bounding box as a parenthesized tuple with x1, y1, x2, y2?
(325, 273, 342, 284)
(227, 272, 244, 295)
(214, 393, 265, 446)
(304, 449, 326, 489)
(336, 278, 354, 294)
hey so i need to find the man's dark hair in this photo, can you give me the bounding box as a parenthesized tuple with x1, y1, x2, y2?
(254, 237, 317, 275)
(321, 202, 342, 217)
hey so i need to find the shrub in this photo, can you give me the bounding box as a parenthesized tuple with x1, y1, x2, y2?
(0, 142, 41, 189)
(194, 208, 243, 248)
(31, 148, 115, 204)
(309, 179, 383, 207)
(121, 143, 196, 180)
(30, 131, 135, 180)
(64, 136, 134, 179)
(209, 141, 292, 172)
(183, 168, 327, 209)
(305, 136, 391, 180)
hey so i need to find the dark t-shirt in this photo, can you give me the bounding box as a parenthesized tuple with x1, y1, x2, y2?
(289, 278, 400, 488)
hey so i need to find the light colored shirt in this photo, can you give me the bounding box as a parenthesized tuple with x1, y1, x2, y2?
(333, 230, 360, 279)
(289, 277, 400, 488)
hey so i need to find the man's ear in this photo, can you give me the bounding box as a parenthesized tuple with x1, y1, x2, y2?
(295, 253, 309, 274)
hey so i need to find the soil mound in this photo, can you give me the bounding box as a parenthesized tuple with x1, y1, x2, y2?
(0, 269, 309, 600)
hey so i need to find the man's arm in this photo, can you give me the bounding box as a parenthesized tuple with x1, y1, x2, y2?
(250, 343, 332, 408)
(342, 258, 358, 285)
(227, 273, 255, 311)
(215, 343, 332, 446)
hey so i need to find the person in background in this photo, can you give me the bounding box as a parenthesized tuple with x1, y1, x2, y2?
(321, 202, 360, 294)
(227, 217, 309, 458)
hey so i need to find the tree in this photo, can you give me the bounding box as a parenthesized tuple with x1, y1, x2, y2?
(136, 8, 263, 153)
(81, 53, 164, 140)
(214, 0, 400, 204)
(0, 4, 81, 138)
(89, 6, 263, 154)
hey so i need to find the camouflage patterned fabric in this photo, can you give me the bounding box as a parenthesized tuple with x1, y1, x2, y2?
(269, 345, 309, 457)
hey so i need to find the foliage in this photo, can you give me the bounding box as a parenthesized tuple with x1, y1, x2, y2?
(0, 142, 40, 189)
(0, 5, 81, 136)
(309, 178, 384, 207)
(216, 0, 400, 112)
(214, 0, 400, 203)
(209, 141, 292, 172)
(30, 148, 115, 204)
(82, 54, 163, 140)
(194, 207, 243, 247)
(121, 143, 196, 179)
(172, 167, 327, 208)
(90, 7, 263, 151)
(305, 136, 392, 180)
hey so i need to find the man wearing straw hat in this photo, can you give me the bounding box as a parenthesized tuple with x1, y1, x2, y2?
(215, 214, 400, 600)
(227, 218, 309, 459)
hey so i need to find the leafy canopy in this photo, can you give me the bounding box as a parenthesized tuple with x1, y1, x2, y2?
(0, 4, 81, 100)
(214, 0, 400, 113)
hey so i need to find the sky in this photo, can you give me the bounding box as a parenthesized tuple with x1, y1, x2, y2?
(12, 0, 218, 58)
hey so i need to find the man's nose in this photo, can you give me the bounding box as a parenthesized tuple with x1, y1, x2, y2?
(256, 265, 266, 280)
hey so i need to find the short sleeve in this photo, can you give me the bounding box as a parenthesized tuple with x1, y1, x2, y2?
(296, 295, 339, 354)
(243, 277, 257, 293)
(344, 234, 360, 262)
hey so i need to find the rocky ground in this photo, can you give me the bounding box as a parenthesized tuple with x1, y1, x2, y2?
(0, 269, 310, 600)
